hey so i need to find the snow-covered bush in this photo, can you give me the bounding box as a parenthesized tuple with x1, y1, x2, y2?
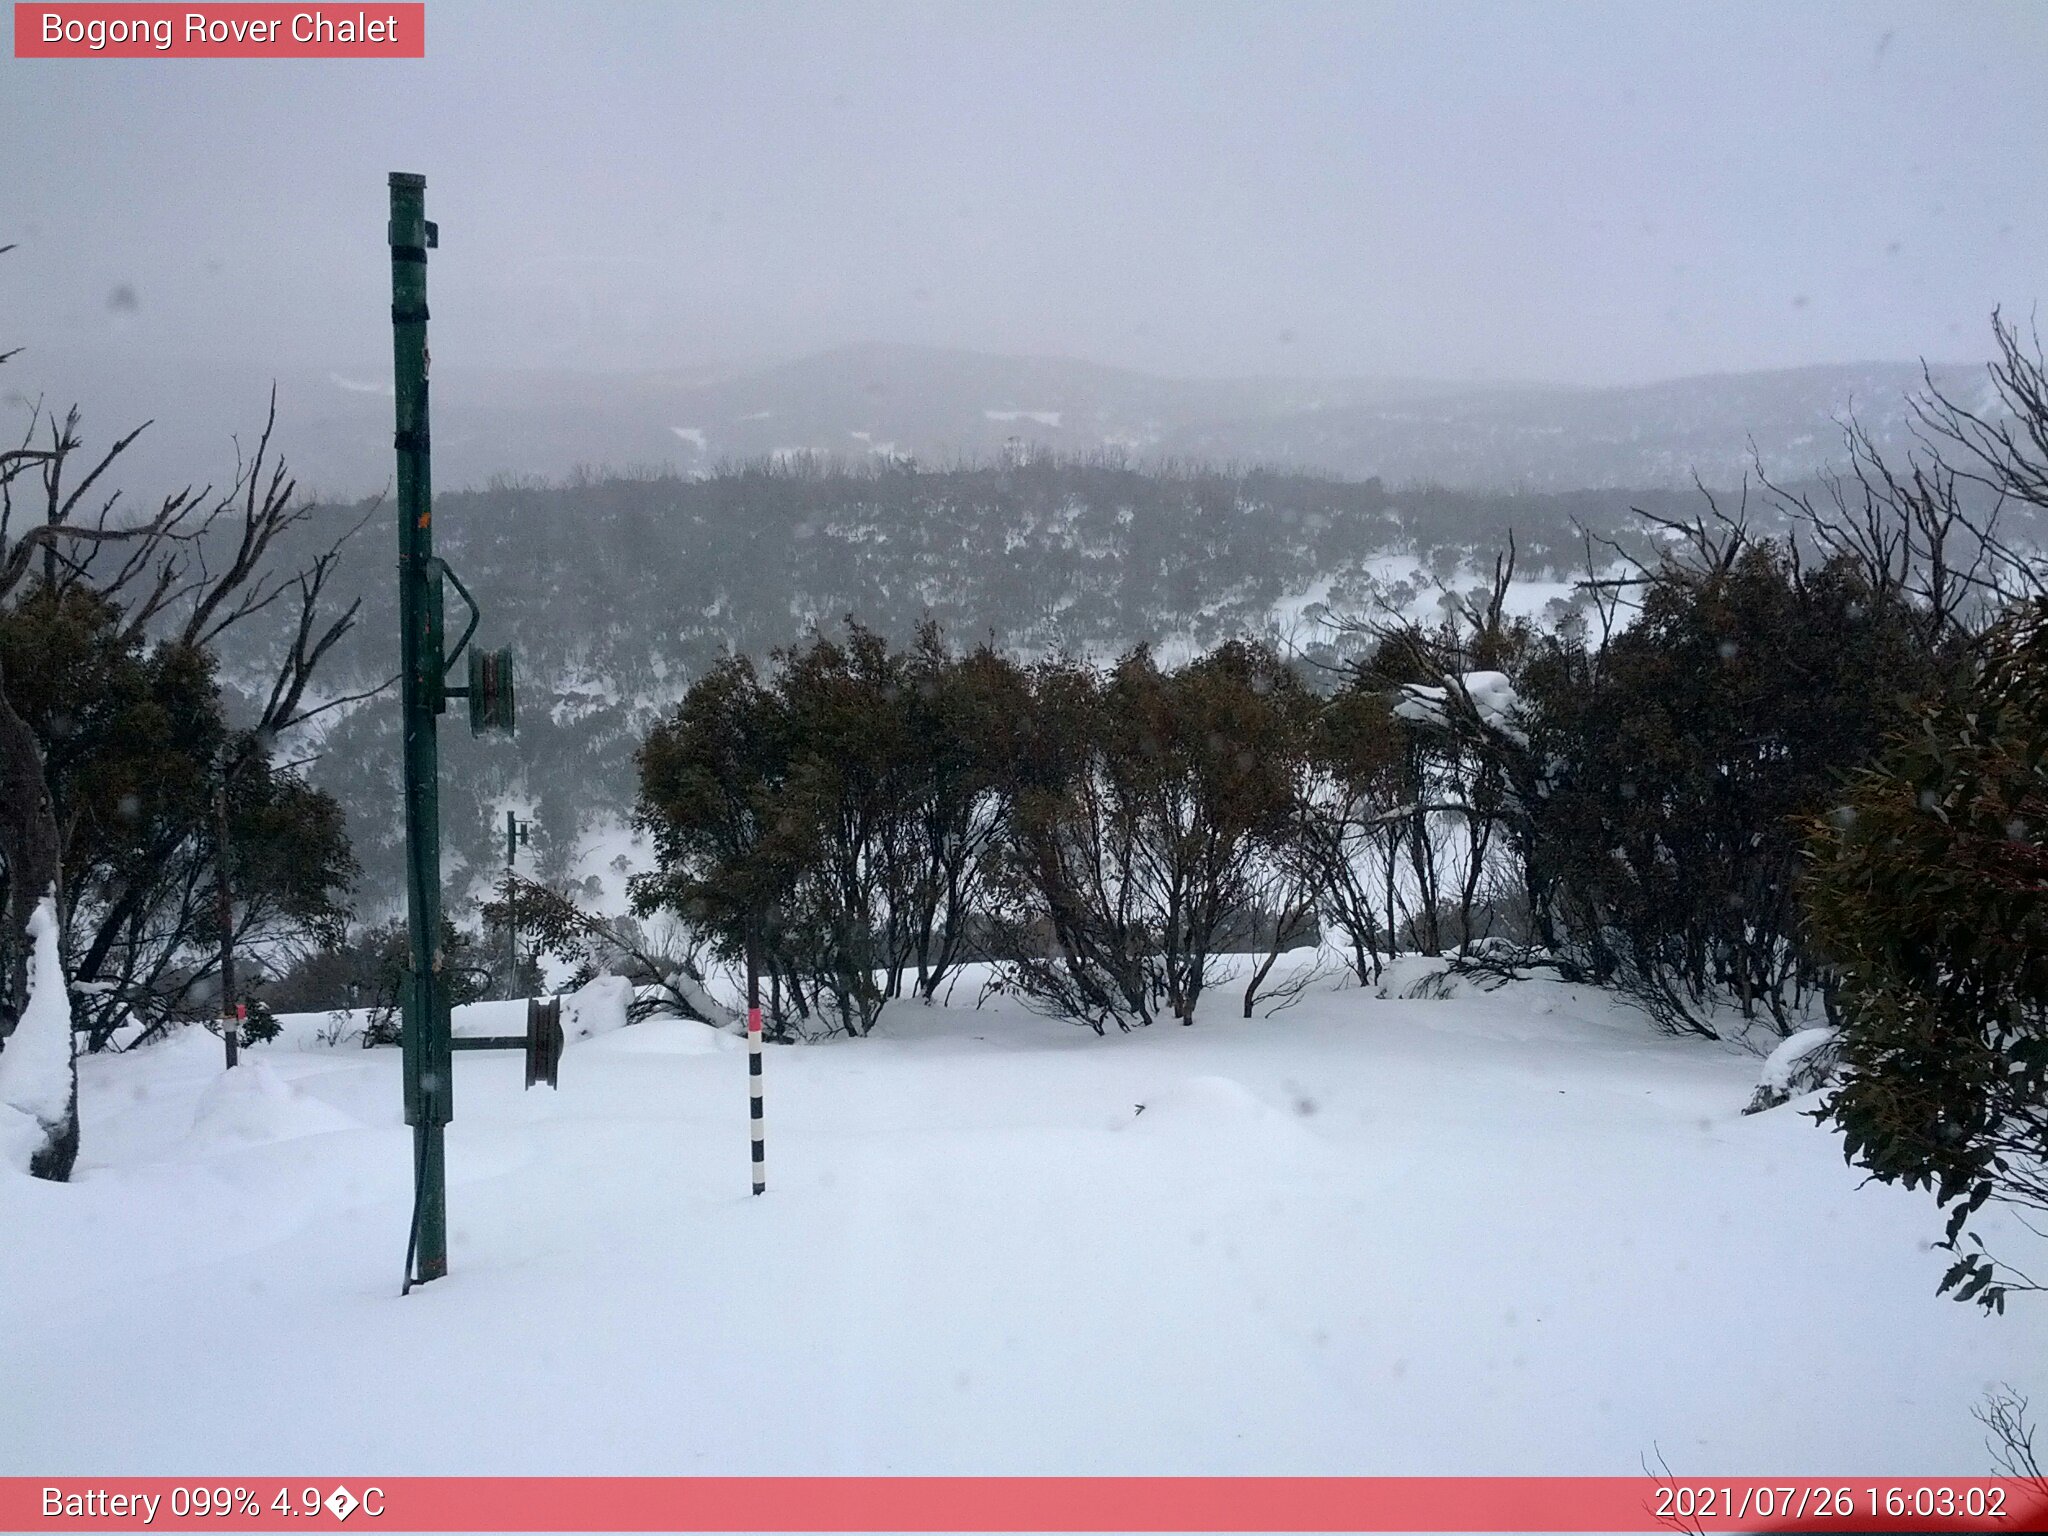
(1393, 669, 1528, 744)
(563, 974, 633, 1041)
(1742, 1027, 1841, 1114)
(237, 998, 281, 1047)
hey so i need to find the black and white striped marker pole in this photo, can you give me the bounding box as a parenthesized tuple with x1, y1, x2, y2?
(747, 932, 765, 1196)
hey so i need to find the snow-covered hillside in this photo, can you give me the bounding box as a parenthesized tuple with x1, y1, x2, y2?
(2, 956, 2032, 1476)
(252, 459, 1716, 904)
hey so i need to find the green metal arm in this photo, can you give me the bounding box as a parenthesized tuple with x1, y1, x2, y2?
(434, 560, 482, 682)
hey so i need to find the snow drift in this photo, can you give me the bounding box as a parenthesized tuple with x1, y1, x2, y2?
(0, 895, 73, 1174)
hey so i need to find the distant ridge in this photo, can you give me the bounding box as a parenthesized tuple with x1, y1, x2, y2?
(11, 340, 1992, 499)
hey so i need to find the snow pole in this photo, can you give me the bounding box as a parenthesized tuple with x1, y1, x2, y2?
(747, 926, 765, 1195)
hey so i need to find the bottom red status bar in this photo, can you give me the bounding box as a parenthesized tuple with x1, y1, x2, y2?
(6, 1477, 2045, 1533)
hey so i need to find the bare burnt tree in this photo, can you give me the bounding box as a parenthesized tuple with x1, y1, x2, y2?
(1909, 309, 2048, 596)
(1756, 418, 2017, 654)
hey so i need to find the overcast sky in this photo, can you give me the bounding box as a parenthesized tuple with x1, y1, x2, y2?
(2, 0, 2044, 387)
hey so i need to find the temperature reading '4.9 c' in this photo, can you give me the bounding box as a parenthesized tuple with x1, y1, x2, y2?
(160, 1486, 381, 1521)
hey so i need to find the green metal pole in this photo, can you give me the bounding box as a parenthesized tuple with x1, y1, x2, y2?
(390, 171, 450, 1287)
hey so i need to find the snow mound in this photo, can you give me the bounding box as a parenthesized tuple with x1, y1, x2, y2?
(189, 1063, 361, 1149)
(0, 1104, 44, 1175)
(1743, 1027, 1841, 1114)
(564, 975, 633, 1042)
(0, 895, 73, 1172)
(7, 958, 2041, 1476)
(452, 998, 533, 1039)
(1370, 950, 1527, 1000)
(1374, 955, 1462, 999)
(1122, 1076, 1309, 1144)
(588, 1019, 738, 1057)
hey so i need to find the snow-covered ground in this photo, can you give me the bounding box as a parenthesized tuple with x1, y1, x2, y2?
(2, 956, 2036, 1477)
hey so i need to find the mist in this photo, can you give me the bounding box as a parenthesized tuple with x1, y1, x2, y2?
(4, 0, 2044, 398)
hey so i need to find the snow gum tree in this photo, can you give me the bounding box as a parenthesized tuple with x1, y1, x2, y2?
(634, 652, 805, 1027)
(894, 624, 1031, 1001)
(1121, 640, 1314, 1024)
(1796, 307, 2048, 1313)
(1514, 538, 1937, 1036)
(635, 625, 1030, 1036)
(989, 652, 1157, 1032)
(1332, 544, 1539, 960)
(0, 273, 364, 1177)
(1294, 682, 1407, 986)
(994, 641, 1311, 1030)
(1807, 601, 2048, 1311)
(1, 587, 356, 1050)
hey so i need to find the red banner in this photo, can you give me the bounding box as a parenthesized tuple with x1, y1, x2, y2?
(2, 1477, 2044, 1532)
(13, 4, 424, 57)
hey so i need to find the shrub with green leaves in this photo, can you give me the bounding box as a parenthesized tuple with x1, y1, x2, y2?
(1806, 600, 2048, 1310)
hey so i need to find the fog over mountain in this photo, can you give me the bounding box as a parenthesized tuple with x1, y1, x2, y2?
(10, 341, 1995, 499)
(9, 2, 2040, 498)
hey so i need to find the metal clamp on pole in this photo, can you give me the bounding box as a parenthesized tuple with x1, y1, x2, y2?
(447, 996, 562, 1091)
(525, 998, 564, 1090)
